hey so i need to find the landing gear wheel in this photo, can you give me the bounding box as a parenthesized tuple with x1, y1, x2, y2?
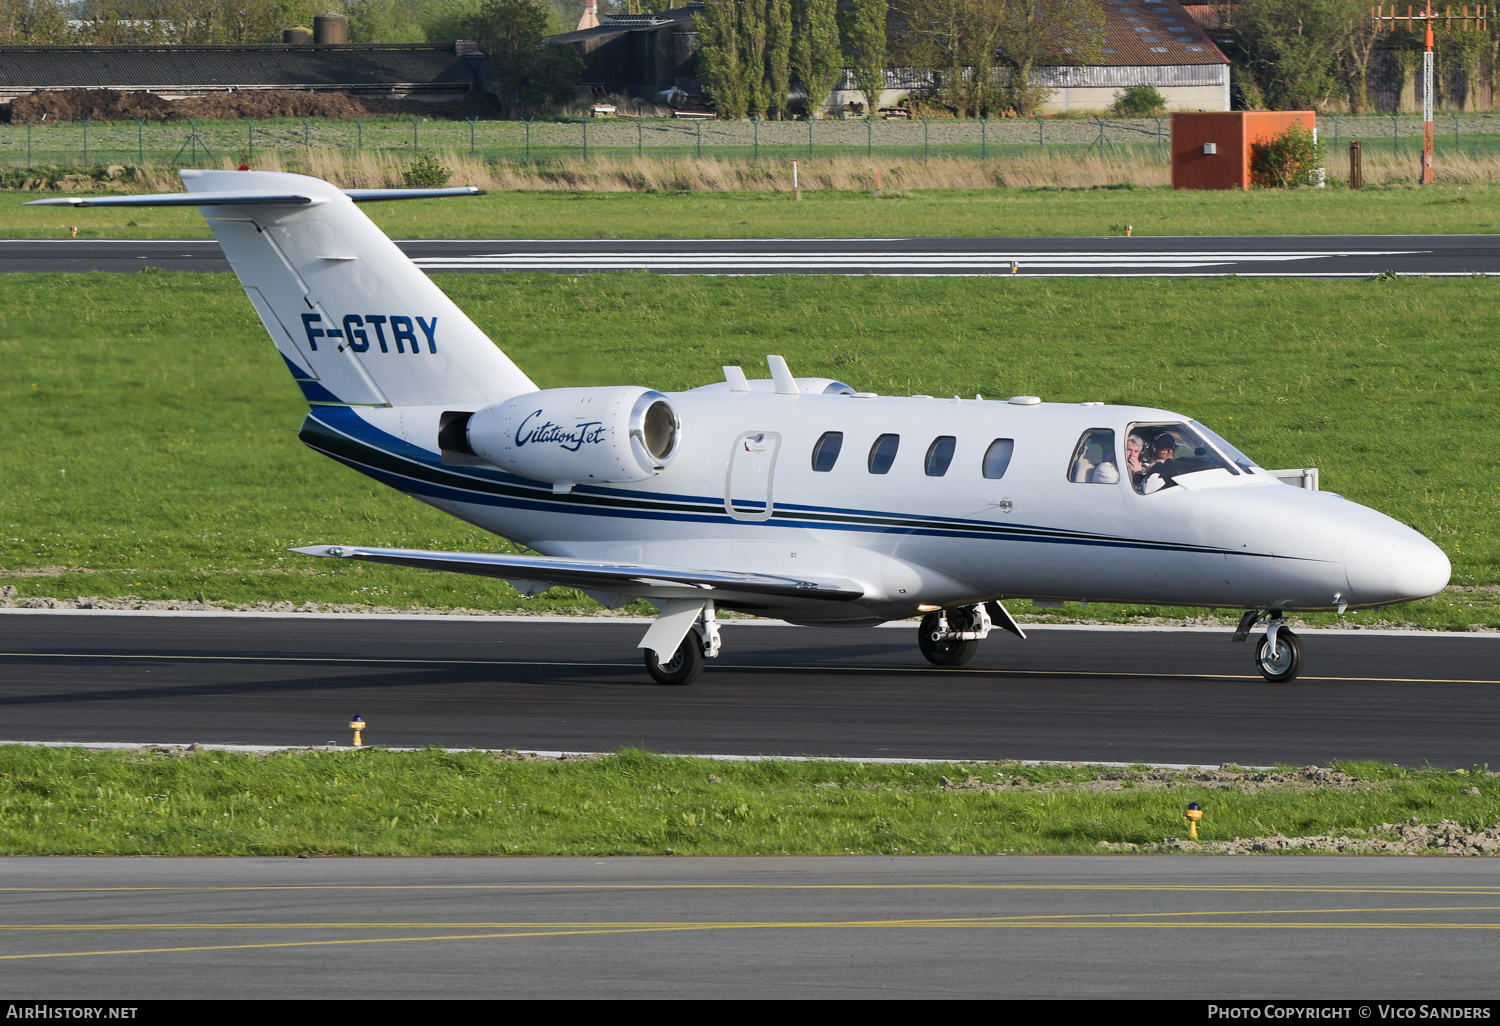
(644, 634, 705, 686)
(1255, 628, 1303, 682)
(918, 612, 979, 668)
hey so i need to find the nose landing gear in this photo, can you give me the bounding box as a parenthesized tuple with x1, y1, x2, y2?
(1233, 610, 1304, 682)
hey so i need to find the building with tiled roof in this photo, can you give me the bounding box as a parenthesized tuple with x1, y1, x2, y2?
(840, 0, 1230, 114)
(0, 42, 491, 104)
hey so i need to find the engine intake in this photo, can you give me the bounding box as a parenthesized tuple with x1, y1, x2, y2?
(462, 386, 679, 486)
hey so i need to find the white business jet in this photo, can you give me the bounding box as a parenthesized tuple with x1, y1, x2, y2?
(33, 170, 1451, 685)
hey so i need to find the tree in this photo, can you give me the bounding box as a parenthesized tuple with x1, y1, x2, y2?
(993, 0, 1104, 115)
(695, 0, 749, 118)
(471, 0, 582, 115)
(765, 0, 794, 118)
(892, 0, 1101, 117)
(0, 0, 71, 42)
(741, 0, 769, 117)
(841, 0, 888, 113)
(1335, 0, 1382, 113)
(1237, 0, 1344, 110)
(792, 0, 843, 117)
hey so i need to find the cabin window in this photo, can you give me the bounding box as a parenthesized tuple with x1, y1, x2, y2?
(868, 433, 900, 474)
(924, 436, 956, 477)
(811, 431, 843, 472)
(1067, 429, 1119, 484)
(1127, 422, 1238, 494)
(982, 438, 1014, 479)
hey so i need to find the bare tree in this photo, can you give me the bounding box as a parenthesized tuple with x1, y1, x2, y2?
(994, 0, 1104, 115)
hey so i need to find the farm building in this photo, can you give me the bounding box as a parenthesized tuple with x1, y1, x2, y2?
(0, 40, 493, 107)
(550, 0, 1228, 114)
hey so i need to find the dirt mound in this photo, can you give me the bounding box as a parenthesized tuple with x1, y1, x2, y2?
(4, 88, 492, 123)
(1099, 819, 1500, 856)
(940, 764, 1370, 794)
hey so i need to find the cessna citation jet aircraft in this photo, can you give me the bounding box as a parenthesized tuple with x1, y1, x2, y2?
(33, 170, 1451, 685)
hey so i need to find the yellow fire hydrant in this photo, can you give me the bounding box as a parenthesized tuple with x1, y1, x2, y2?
(1185, 802, 1203, 840)
(349, 715, 366, 748)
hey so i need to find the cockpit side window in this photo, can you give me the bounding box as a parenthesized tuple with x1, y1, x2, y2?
(1067, 429, 1119, 484)
(811, 431, 843, 472)
(924, 436, 956, 477)
(982, 438, 1014, 480)
(1128, 422, 1236, 494)
(868, 433, 900, 474)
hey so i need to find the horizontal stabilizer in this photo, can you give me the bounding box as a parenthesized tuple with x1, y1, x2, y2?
(291, 545, 865, 603)
(26, 185, 484, 209)
(25, 192, 324, 208)
(343, 187, 486, 202)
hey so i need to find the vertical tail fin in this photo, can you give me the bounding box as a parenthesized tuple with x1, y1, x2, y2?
(181, 169, 535, 408)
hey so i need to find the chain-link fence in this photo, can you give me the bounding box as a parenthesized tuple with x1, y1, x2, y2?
(0, 113, 1178, 167)
(6, 112, 1500, 169)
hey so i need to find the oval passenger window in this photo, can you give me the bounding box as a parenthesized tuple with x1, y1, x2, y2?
(982, 438, 1014, 479)
(811, 431, 843, 472)
(868, 433, 900, 474)
(924, 436, 956, 477)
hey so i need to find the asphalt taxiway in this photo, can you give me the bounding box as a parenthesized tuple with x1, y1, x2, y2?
(3, 855, 1498, 998)
(4, 234, 1498, 276)
(1, 612, 1495, 766)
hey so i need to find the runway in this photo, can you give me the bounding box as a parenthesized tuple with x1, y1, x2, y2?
(1, 612, 1496, 766)
(4, 235, 1498, 276)
(4, 855, 1499, 997)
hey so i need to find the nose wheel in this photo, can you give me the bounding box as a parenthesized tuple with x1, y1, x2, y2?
(1234, 611, 1304, 682)
(1255, 627, 1303, 682)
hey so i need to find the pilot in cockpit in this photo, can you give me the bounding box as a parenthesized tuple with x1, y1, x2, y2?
(1147, 432, 1179, 470)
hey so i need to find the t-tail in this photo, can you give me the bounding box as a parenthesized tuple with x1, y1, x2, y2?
(30, 169, 536, 409)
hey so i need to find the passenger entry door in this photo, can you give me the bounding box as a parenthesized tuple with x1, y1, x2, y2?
(725, 431, 781, 521)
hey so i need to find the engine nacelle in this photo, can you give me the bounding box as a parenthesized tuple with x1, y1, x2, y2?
(456, 386, 679, 486)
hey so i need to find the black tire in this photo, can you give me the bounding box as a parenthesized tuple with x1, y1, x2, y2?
(918, 611, 979, 668)
(1255, 627, 1303, 682)
(644, 634, 704, 685)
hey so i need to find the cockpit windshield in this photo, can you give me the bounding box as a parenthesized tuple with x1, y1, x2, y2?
(1189, 419, 1260, 474)
(1127, 422, 1237, 494)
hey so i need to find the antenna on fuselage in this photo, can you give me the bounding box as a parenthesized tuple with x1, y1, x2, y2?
(767, 355, 800, 395)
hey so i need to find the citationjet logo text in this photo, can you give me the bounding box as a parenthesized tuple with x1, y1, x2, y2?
(301, 313, 437, 353)
(514, 410, 605, 452)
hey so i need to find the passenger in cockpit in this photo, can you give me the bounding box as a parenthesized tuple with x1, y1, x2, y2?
(1125, 434, 1146, 485)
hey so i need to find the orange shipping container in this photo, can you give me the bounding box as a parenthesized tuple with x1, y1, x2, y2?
(1171, 111, 1317, 190)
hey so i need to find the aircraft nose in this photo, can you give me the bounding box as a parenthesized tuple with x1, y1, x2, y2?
(1344, 523, 1451, 605)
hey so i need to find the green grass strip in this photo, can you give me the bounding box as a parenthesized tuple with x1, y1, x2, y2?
(5, 183, 1500, 240)
(0, 745, 1494, 856)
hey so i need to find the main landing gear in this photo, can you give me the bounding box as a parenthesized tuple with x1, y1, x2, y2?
(918, 601, 1027, 668)
(1233, 610, 1304, 682)
(642, 601, 721, 686)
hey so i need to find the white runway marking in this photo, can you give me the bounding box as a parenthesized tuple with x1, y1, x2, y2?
(411, 249, 1425, 274)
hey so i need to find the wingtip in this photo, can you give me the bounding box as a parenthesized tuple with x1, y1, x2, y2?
(289, 544, 349, 557)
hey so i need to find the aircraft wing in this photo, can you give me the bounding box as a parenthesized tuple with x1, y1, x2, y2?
(290, 545, 865, 603)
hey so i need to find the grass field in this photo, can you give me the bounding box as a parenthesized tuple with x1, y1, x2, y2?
(0, 270, 1495, 628)
(7, 178, 1500, 240)
(0, 745, 1492, 856)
